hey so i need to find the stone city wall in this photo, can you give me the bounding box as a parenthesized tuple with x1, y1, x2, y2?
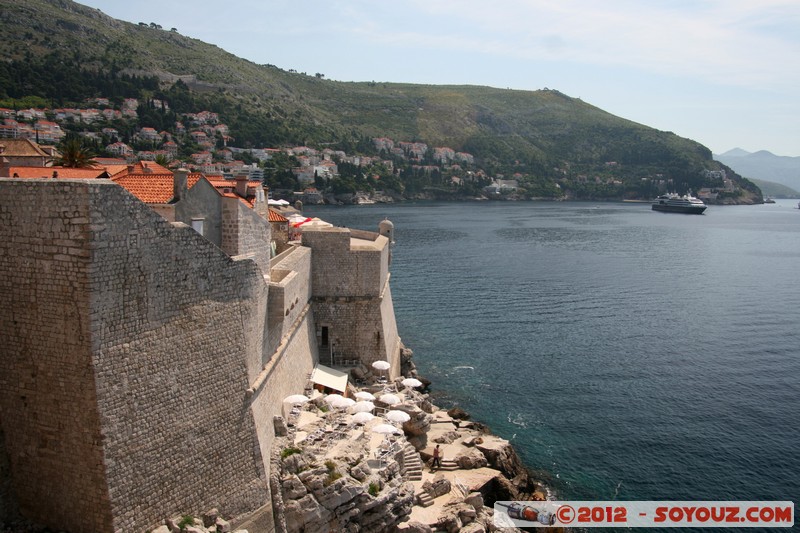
(311, 283, 400, 372)
(302, 228, 389, 299)
(0, 179, 275, 532)
(0, 180, 401, 533)
(248, 311, 318, 484)
(266, 246, 313, 361)
(0, 179, 114, 532)
(89, 181, 272, 532)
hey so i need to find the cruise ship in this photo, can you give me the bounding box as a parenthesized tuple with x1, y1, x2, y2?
(651, 193, 707, 214)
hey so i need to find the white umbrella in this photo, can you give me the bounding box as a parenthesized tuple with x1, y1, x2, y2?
(352, 401, 375, 413)
(331, 397, 355, 409)
(355, 391, 376, 401)
(284, 394, 310, 405)
(352, 412, 375, 425)
(401, 378, 423, 389)
(385, 410, 411, 424)
(372, 423, 401, 435)
(324, 394, 344, 405)
(379, 393, 401, 405)
(371, 361, 390, 371)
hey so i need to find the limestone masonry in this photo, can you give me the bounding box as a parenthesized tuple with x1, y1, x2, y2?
(0, 178, 401, 532)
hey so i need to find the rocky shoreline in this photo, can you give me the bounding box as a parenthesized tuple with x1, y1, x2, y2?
(269, 346, 552, 532)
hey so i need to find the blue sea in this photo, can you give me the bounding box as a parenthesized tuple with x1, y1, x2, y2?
(305, 200, 799, 516)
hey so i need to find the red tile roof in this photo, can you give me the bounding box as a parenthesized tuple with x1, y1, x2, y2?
(112, 174, 177, 203)
(268, 208, 288, 222)
(112, 172, 204, 204)
(7, 166, 107, 179)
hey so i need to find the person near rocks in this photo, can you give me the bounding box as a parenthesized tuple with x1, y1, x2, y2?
(432, 444, 441, 470)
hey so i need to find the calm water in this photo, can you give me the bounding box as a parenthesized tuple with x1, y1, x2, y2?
(305, 200, 800, 508)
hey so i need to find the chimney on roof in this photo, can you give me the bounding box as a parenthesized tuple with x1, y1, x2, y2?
(174, 168, 188, 202)
(235, 172, 249, 199)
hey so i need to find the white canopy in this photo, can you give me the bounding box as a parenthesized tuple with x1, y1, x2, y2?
(355, 391, 376, 401)
(352, 401, 375, 413)
(283, 394, 310, 405)
(401, 378, 423, 388)
(323, 394, 344, 405)
(385, 410, 411, 423)
(379, 393, 401, 405)
(331, 396, 355, 409)
(311, 364, 349, 393)
(372, 423, 401, 435)
(352, 412, 375, 424)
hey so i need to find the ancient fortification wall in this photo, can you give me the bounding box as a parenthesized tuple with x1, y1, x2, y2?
(0, 179, 400, 532)
(87, 182, 272, 531)
(304, 228, 388, 299)
(252, 244, 319, 464)
(0, 180, 273, 532)
(0, 180, 114, 532)
(267, 247, 314, 360)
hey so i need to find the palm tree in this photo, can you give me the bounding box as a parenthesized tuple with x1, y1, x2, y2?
(154, 153, 171, 167)
(55, 137, 97, 168)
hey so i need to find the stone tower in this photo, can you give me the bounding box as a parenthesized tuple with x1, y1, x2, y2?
(302, 222, 401, 378)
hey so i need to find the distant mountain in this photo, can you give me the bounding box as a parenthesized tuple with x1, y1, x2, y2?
(715, 149, 800, 191)
(747, 179, 799, 199)
(0, 0, 761, 202)
(718, 148, 752, 158)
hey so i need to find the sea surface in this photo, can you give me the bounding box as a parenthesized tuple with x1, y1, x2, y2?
(304, 200, 799, 513)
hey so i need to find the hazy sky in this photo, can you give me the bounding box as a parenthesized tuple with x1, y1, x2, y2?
(78, 0, 800, 157)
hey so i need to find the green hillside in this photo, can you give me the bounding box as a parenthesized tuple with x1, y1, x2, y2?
(747, 179, 799, 199)
(0, 0, 762, 202)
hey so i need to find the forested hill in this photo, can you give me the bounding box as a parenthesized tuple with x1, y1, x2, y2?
(0, 0, 761, 202)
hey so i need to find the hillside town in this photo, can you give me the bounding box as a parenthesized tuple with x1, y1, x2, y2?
(0, 96, 498, 202)
(0, 91, 755, 205)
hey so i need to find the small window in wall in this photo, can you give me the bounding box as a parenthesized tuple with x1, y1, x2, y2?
(191, 218, 205, 236)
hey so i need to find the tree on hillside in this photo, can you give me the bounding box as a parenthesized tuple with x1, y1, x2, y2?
(55, 137, 97, 168)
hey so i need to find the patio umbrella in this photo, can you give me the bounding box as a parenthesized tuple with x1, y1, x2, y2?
(324, 394, 344, 405)
(355, 391, 376, 401)
(372, 423, 401, 435)
(352, 401, 375, 413)
(284, 394, 310, 404)
(379, 393, 401, 406)
(401, 378, 423, 389)
(352, 412, 375, 425)
(331, 397, 355, 409)
(385, 410, 411, 424)
(371, 360, 390, 371)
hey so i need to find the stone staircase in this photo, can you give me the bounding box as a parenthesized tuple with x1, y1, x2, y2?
(435, 459, 459, 472)
(415, 491, 435, 507)
(402, 443, 423, 481)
